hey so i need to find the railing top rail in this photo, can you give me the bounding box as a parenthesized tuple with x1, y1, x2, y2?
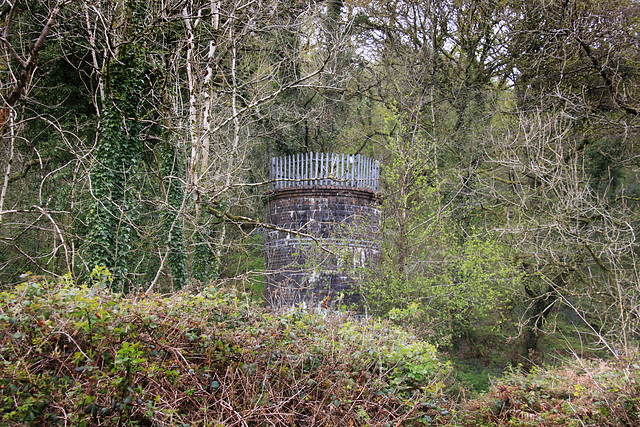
(269, 152, 379, 192)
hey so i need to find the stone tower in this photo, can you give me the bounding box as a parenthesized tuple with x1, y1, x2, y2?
(264, 153, 381, 308)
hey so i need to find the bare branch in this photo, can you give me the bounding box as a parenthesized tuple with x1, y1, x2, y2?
(0, 0, 71, 130)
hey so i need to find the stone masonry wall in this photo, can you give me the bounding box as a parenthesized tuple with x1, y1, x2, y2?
(264, 186, 381, 308)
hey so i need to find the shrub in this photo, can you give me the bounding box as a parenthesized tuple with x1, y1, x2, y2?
(0, 272, 451, 426)
(457, 360, 640, 426)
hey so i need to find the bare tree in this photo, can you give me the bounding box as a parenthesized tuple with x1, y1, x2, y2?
(1, 0, 351, 289)
(1, 0, 80, 280)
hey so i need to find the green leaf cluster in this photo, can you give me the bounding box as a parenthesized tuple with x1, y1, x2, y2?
(0, 271, 452, 426)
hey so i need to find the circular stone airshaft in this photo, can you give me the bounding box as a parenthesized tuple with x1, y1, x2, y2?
(264, 153, 381, 309)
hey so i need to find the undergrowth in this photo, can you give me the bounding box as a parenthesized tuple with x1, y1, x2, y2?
(457, 359, 640, 426)
(0, 272, 451, 426)
(2, 271, 639, 426)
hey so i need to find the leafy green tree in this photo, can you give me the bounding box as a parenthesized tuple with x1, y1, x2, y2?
(343, 0, 640, 365)
(343, 0, 523, 357)
(351, 108, 520, 354)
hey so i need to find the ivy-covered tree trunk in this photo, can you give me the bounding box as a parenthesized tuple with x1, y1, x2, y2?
(192, 225, 219, 285)
(85, 1, 147, 291)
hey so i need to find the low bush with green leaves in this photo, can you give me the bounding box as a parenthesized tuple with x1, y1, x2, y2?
(0, 270, 451, 426)
(457, 360, 640, 426)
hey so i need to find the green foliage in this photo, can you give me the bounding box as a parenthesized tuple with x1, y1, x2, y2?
(0, 272, 452, 426)
(2, 272, 638, 427)
(458, 361, 640, 426)
(89, 265, 113, 288)
(349, 106, 523, 364)
(84, 1, 150, 290)
(219, 232, 265, 299)
(335, 319, 450, 396)
(584, 138, 625, 198)
(361, 229, 520, 346)
(454, 364, 492, 393)
(191, 228, 219, 284)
